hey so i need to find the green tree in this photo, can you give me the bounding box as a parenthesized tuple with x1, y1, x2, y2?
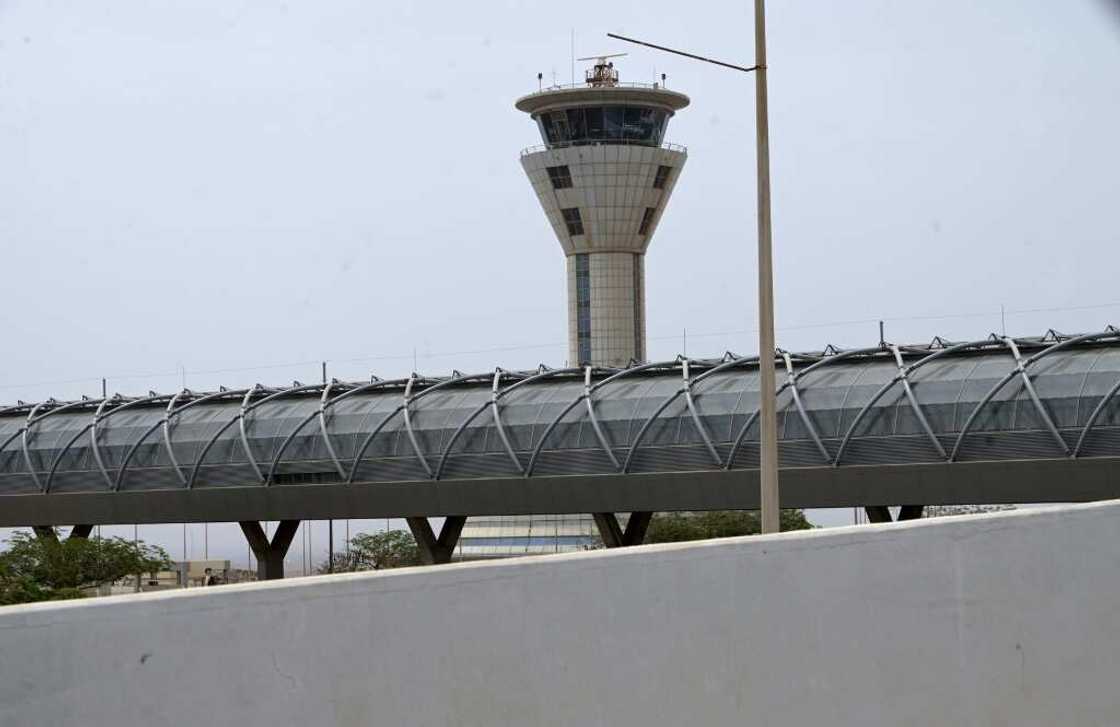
(0, 530, 170, 605)
(644, 510, 813, 544)
(318, 529, 422, 574)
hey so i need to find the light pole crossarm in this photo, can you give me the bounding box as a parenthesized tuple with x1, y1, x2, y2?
(606, 33, 762, 74)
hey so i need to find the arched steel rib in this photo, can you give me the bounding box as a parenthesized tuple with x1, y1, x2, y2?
(400, 375, 434, 478)
(832, 340, 993, 466)
(489, 370, 527, 475)
(44, 398, 136, 494)
(1071, 347, 1107, 439)
(115, 418, 174, 490)
(433, 400, 495, 478)
(188, 383, 324, 489)
(1, 399, 99, 472)
(155, 388, 248, 487)
(0, 427, 26, 464)
(948, 333, 1112, 461)
(685, 355, 761, 450)
(89, 394, 170, 489)
(582, 366, 621, 471)
(782, 352, 831, 465)
(725, 385, 791, 469)
(290, 377, 411, 482)
(524, 366, 620, 477)
(622, 359, 724, 473)
(264, 410, 323, 483)
(317, 381, 350, 479)
(23, 401, 58, 491)
(237, 385, 266, 481)
(45, 424, 98, 493)
(264, 381, 362, 485)
(1073, 372, 1120, 457)
(680, 359, 724, 467)
(434, 367, 581, 479)
(188, 392, 273, 489)
(345, 403, 408, 483)
(584, 361, 680, 472)
(724, 348, 879, 469)
(345, 378, 447, 484)
(23, 399, 104, 492)
(889, 344, 950, 460)
(159, 390, 188, 485)
(622, 389, 686, 473)
(114, 387, 202, 490)
(347, 374, 481, 483)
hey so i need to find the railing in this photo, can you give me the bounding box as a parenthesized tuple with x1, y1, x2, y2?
(527, 81, 678, 93)
(520, 141, 687, 156)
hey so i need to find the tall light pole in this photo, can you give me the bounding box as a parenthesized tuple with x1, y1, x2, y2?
(609, 0, 780, 533)
(751, 0, 779, 535)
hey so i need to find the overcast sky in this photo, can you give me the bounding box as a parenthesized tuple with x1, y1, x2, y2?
(2, 1, 1118, 564)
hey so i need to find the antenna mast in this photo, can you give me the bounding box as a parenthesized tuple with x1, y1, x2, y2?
(576, 53, 628, 87)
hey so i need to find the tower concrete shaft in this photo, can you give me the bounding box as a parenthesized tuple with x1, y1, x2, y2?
(517, 63, 689, 367)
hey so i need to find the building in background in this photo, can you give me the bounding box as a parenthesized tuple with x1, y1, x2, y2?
(108, 559, 241, 595)
(457, 59, 690, 558)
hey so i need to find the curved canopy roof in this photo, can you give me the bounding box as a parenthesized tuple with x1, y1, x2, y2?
(3, 329, 1120, 497)
(515, 84, 690, 116)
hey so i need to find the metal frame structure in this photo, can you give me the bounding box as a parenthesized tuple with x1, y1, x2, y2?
(8, 330, 1120, 490)
(6, 329, 1120, 577)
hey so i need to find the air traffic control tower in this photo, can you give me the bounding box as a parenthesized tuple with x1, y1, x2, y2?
(516, 58, 689, 367)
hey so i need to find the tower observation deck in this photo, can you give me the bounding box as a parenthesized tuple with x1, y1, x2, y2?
(516, 59, 690, 367)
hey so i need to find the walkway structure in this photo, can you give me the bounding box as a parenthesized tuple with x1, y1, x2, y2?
(4, 329, 1120, 576)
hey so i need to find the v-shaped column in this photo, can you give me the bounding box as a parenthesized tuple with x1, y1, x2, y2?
(406, 516, 467, 565)
(593, 512, 653, 548)
(864, 505, 924, 524)
(33, 524, 94, 542)
(240, 520, 300, 580)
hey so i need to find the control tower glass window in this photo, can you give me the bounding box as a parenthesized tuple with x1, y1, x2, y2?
(537, 106, 668, 146)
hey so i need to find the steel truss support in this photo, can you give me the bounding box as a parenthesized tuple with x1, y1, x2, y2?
(32, 524, 94, 542)
(406, 516, 467, 565)
(864, 505, 924, 523)
(592, 511, 652, 548)
(239, 519, 300, 580)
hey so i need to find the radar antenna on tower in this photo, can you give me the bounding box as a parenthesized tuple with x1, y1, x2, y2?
(576, 52, 628, 86)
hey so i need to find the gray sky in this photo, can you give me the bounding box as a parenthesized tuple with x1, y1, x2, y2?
(2, 1, 1118, 564)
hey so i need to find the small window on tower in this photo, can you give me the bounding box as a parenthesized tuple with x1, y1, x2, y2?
(561, 208, 584, 236)
(638, 207, 657, 235)
(547, 165, 573, 189)
(653, 165, 672, 189)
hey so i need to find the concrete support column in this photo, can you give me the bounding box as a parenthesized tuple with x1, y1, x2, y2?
(32, 524, 94, 542)
(567, 252, 646, 367)
(407, 516, 467, 565)
(239, 520, 300, 580)
(864, 506, 893, 524)
(864, 506, 925, 524)
(593, 512, 652, 548)
(897, 505, 925, 521)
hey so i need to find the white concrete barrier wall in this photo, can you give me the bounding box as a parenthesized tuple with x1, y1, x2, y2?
(2, 501, 1119, 726)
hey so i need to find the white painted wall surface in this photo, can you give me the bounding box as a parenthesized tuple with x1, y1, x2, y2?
(2, 501, 1119, 727)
